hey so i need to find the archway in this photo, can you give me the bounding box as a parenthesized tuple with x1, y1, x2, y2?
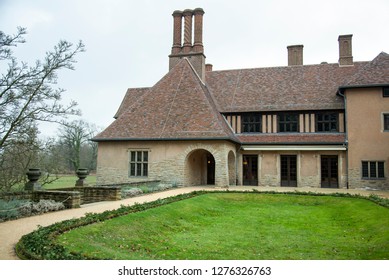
(185, 149, 215, 186)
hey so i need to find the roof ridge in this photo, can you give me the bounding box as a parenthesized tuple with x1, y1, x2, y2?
(206, 61, 371, 74)
(181, 58, 239, 142)
(159, 65, 185, 138)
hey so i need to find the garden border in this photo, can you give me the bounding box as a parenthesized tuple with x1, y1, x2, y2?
(15, 190, 389, 260)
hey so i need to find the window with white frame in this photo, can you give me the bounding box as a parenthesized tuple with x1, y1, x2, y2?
(129, 151, 148, 177)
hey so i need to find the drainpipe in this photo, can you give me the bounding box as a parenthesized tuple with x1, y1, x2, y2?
(338, 89, 349, 189)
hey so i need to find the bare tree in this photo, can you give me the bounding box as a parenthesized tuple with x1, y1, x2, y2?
(0, 27, 85, 192)
(0, 27, 85, 150)
(58, 120, 96, 171)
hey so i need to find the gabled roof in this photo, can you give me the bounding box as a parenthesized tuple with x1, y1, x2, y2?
(205, 62, 367, 113)
(94, 58, 239, 142)
(340, 52, 389, 88)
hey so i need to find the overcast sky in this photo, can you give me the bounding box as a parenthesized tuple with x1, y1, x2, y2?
(1, 0, 388, 138)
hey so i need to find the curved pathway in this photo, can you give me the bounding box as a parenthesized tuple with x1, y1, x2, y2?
(1, 186, 388, 260)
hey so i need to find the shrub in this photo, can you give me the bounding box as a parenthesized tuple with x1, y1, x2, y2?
(155, 183, 173, 191)
(122, 188, 143, 198)
(0, 199, 29, 221)
(0, 199, 65, 222)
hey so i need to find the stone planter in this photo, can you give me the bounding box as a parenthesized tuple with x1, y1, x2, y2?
(75, 168, 89, 187)
(25, 168, 42, 191)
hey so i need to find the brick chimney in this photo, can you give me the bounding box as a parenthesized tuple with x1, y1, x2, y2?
(169, 8, 206, 81)
(287, 45, 304, 66)
(205, 64, 213, 71)
(338, 34, 353, 66)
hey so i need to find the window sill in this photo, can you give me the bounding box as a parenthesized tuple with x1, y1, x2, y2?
(361, 177, 386, 181)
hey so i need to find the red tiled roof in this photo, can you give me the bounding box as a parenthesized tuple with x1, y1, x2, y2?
(341, 52, 389, 88)
(95, 51, 387, 144)
(94, 58, 239, 142)
(238, 133, 345, 144)
(114, 87, 150, 119)
(205, 62, 367, 113)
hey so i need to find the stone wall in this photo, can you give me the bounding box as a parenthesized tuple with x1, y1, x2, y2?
(0, 191, 33, 201)
(96, 140, 238, 187)
(33, 191, 81, 209)
(349, 168, 389, 190)
(51, 186, 122, 205)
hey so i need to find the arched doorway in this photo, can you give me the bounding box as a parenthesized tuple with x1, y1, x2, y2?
(185, 149, 215, 186)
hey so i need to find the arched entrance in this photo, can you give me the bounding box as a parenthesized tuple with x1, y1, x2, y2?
(185, 149, 215, 186)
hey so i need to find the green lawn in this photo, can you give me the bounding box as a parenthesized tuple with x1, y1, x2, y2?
(43, 175, 96, 189)
(57, 193, 389, 260)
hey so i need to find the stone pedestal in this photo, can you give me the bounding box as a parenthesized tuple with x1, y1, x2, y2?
(25, 168, 42, 191)
(75, 168, 89, 187)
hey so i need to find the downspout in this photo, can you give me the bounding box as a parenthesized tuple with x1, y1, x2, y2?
(338, 89, 349, 189)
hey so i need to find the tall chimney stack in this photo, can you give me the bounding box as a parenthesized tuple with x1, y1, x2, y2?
(287, 45, 304, 66)
(193, 8, 205, 53)
(182, 9, 193, 53)
(338, 34, 353, 66)
(171, 10, 183, 55)
(169, 8, 206, 81)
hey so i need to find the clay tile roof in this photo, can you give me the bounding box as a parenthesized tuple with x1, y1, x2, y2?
(114, 87, 150, 119)
(94, 58, 239, 142)
(205, 62, 367, 113)
(340, 52, 389, 88)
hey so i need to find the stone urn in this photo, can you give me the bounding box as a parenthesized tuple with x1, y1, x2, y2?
(75, 168, 89, 187)
(25, 168, 42, 191)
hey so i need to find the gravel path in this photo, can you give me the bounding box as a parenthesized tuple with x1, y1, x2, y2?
(1, 186, 387, 260)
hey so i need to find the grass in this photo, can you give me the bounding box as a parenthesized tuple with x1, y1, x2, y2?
(43, 175, 97, 189)
(57, 193, 389, 260)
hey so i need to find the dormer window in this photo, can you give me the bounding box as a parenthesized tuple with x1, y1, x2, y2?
(278, 113, 299, 133)
(242, 113, 261, 133)
(316, 112, 339, 132)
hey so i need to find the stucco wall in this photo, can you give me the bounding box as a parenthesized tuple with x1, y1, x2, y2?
(346, 87, 389, 190)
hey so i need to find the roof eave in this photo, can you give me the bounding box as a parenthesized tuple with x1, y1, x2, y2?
(92, 137, 241, 144)
(240, 142, 345, 146)
(339, 83, 389, 90)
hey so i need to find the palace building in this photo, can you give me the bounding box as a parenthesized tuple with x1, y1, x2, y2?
(93, 8, 389, 190)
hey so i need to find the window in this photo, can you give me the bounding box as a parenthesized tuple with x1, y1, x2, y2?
(384, 114, 389, 131)
(278, 113, 298, 132)
(129, 151, 148, 177)
(316, 112, 339, 132)
(383, 87, 389, 97)
(242, 113, 261, 133)
(362, 161, 385, 179)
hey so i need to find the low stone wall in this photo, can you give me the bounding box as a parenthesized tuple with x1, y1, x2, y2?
(50, 186, 122, 205)
(2, 186, 122, 209)
(32, 191, 81, 209)
(81, 186, 121, 204)
(0, 191, 33, 201)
